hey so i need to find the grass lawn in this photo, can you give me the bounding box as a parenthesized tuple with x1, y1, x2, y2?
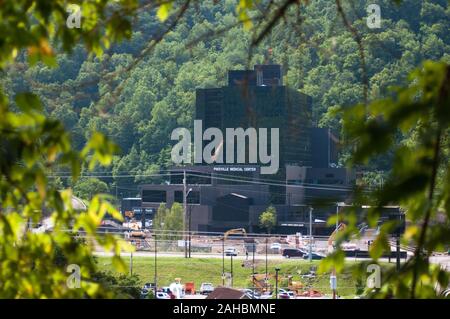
(95, 256, 381, 297)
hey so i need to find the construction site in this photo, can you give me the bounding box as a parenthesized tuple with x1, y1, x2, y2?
(91, 220, 432, 299)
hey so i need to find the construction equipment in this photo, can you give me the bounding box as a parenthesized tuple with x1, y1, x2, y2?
(185, 282, 195, 295)
(299, 289, 323, 298)
(130, 230, 146, 238)
(224, 228, 247, 240)
(286, 276, 304, 293)
(251, 274, 272, 292)
(124, 210, 134, 219)
(327, 223, 347, 249)
(212, 228, 248, 242)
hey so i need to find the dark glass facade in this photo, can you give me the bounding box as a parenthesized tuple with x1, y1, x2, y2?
(196, 66, 312, 168)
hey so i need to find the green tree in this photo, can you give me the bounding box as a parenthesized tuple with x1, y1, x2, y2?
(259, 205, 277, 234)
(152, 203, 183, 240)
(153, 203, 168, 233)
(164, 203, 184, 240)
(92, 271, 142, 299)
(73, 178, 109, 200)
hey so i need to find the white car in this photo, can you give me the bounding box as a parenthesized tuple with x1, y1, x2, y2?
(341, 243, 359, 251)
(270, 243, 282, 250)
(260, 292, 273, 299)
(200, 283, 214, 294)
(156, 292, 171, 299)
(243, 289, 261, 299)
(278, 289, 295, 299)
(225, 247, 237, 256)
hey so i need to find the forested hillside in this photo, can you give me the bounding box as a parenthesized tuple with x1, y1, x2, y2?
(2, 0, 449, 198)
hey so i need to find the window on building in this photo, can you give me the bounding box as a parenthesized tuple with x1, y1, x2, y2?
(170, 172, 212, 185)
(142, 190, 166, 203)
(174, 191, 200, 204)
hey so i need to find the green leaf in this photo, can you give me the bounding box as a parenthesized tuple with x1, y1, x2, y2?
(157, 2, 173, 22)
(15, 93, 43, 112)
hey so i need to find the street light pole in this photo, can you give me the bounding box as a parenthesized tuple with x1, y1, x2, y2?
(183, 173, 193, 259)
(331, 203, 342, 298)
(188, 205, 192, 258)
(396, 235, 401, 271)
(183, 170, 187, 258)
(265, 238, 268, 290)
(309, 206, 313, 262)
(252, 242, 255, 296)
(330, 269, 337, 299)
(222, 235, 225, 286)
(230, 255, 234, 288)
(130, 251, 133, 276)
(336, 204, 339, 233)
(154, 233, 157, 296)
(275, 268, 280, 299)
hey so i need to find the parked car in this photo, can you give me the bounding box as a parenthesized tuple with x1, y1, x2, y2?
(282, 248, 306, 258)
(243, 289, 261, 299)
(260, 292, 273, 299)
(160, 287, 171, 293)
(341, 243, 360, 251)
(278, 291, 291, 299)
(200, 283, 214, 294)
(278, 289, 295, 299)
(303, 252, 326, 260)
(287, 291, 296, 299)
(155, 292, 171, 299)
(143, 282, 155, 290)
(160, 286, 176, 298)
(225, 247, 238, 256)
(140, 288, 150, 299)
(270, 242, 282, 251)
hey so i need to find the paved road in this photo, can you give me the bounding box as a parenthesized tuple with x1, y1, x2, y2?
(94, 251, 450, 268)
(430, 255, 450, 270)
(95, 251, 444, 271)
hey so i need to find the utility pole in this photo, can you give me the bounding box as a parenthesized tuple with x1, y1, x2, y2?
(183, 170, 187, 258)
(222, 236, 225, 286)
(275, 268, 280, 299)
(154, 233, 157, 296)
(252, 242, 255, 297)
(396, 235, 401, 271)
(188, 206, 192, 258)
(230, 255, 234, 288)
(336, 204, 339, 234)
(331, 203, 340, 298)
(309, 206, 313, 262)
(265, 238, 268, 290)
(130, 251, 133, 276)
(330, 269, 337, 299)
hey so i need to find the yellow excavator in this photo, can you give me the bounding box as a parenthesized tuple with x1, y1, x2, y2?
(214, 228, 248, 241)
(251, 274, 272, 292)
(224, 228, 247, 240)
(286, 275, 304, 294)
(328, 223, 347, 249)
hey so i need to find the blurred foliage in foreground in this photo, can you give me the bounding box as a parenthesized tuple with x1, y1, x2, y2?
(320, 60, 450, 298)
(0, 0, 147, 298)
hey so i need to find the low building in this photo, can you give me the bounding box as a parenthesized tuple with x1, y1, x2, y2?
(205, 287, 250, 299)
(139, 164, 355, 235)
